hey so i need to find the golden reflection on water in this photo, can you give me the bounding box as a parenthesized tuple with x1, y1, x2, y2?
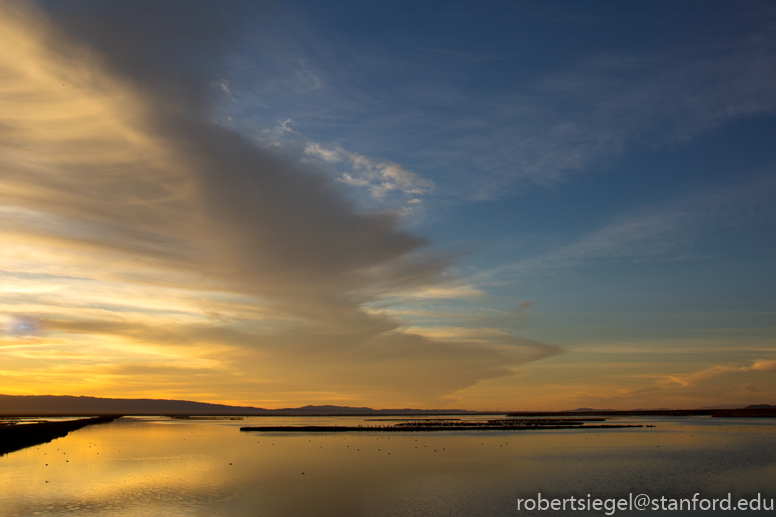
(1, 416, 775, 516)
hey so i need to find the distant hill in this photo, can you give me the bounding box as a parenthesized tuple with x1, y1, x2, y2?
(0, 395, 273, 416)
(273, 405, 472, 415)
(696, 404, 747, 410)
(0, 395, 474, 416)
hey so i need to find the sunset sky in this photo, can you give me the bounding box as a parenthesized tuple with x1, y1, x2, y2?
(1, 0, 774, 410)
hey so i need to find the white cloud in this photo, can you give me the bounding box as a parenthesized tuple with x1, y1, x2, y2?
(257, 131, 435, 212)
(302, 141, 434, 199)
(304, 142, 342, 163)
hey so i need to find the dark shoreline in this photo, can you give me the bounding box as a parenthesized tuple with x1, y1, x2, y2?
(506, 409, 776, 418)
(240, 424, 645, 433)
(0, 416, 119, 456)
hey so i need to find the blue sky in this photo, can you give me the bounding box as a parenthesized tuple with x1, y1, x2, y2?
(229, 1, 776, 326)
(1, 0, 774, 409)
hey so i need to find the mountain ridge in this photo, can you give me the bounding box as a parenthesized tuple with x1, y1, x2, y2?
(0, 395, 474, 416)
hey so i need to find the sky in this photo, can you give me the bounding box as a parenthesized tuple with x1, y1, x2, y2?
(1, 0, 774, 410)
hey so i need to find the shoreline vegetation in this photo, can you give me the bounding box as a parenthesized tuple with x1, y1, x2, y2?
(0, 416, 118, 456)
(240, 418, 651, 433)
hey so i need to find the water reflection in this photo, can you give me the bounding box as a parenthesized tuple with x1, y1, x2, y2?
(1, 416, 774, 516)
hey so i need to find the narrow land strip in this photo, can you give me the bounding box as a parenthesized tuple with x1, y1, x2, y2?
(241, 420, 646, 433)
(0, 416, 119, 456)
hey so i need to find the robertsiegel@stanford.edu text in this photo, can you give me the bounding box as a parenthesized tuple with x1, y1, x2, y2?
(516, 493, 774, 514)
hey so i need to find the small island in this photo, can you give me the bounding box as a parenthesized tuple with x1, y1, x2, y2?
(240, 417, 646, 433)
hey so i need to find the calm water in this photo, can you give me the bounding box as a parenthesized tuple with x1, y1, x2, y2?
(1, 416, 774, 516)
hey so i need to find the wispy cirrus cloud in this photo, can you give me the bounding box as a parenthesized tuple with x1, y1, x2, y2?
(479, 174, 776, 280)
(661, 359, 776, 388)
(237, 5, 776, 200)
(449, 38, 776, 198)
